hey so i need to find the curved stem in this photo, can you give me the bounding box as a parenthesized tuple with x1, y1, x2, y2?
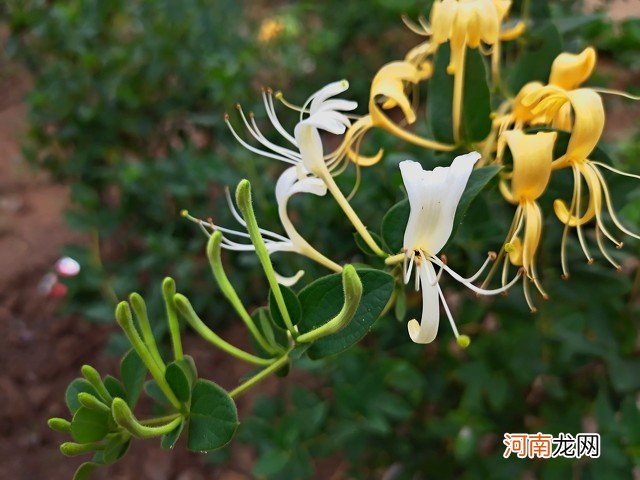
(115, 302, 183, 411)
(206, 232, 278, 355)
(129, 293, 166, 372)
(319, 171, 386, 257)
(162, 278, 184, 361)
(235, 180, 296, 336)
(229, 355, 290, 399)
(174, 294, 274, 366)
(112, 398, 182, 439)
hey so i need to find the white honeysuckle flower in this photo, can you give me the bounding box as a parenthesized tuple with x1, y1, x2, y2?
(225, 80, 357, 178)
(184, 167, 340, 286)
(400, 152, 520, 346)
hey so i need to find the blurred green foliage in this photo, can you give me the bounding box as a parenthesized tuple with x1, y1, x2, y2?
(4, 0, 640, 478)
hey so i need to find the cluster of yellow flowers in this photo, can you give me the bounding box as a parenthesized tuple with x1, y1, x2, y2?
(342, 0, 639, 312)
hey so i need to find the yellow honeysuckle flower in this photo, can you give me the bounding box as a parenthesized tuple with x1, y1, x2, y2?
(404, 0, 524, 141)
(341, 61, 455, 167)
(519, 54, 640, 277)
(487, 130, 557, 312)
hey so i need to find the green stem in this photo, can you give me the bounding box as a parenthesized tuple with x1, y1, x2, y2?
(129, 292, 166, 371)
(112, 398, 183, 439)
(229, 355, 290, 399)
(320, 172, 386, 257)
(174, 293, 274, 366)
(115, 302, 183, 411)
(296, 265, 363, 343)
(140, 413, 182, 426)
(235, 180, 296, 336)
(207, 232, 278, 355)
(162, 277, 184, 361)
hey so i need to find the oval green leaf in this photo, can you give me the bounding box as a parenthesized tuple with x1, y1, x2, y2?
(165, 360, 194, 403)
(66, 379, 99, 415)
(187, 379, 239, 452)
(269, 285, 302, 330)
(120, 348, 146, 407)
(73, 462, 100, 480)
(70, 407, 110, 443)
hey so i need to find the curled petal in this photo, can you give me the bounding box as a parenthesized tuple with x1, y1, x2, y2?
(549, 47, 597, 90)
(408, 262, 440, 344)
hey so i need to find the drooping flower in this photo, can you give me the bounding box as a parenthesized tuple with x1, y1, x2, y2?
(226, 80, 357, 178)
(399, 152, 519, 345)
(343, 61, 455, 167)
(182, 166, 341, 286)
(489, 130, 557, 311)
(518, 48, 640, 276)
(402, 0, 525, 141)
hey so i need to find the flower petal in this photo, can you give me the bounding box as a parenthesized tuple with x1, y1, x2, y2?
(294, 123, 326, 176)
(401, 152, 480, 255)
(549, 47, 596, 90)
(309, 80, 350, 113)
(408, 261, 440, 344)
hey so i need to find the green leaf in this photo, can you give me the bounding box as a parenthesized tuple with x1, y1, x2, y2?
(161, 420, 185, 449)
(444, 165, 502, 248)
(253, 449, 290, 477)
(297, 269, 394, 359)
(508, 22, 562, 93)
(120, 349, 146, 408)
(253, 307, 288, 352)
(269, 286, 302, 330)
(381, 166, 501, 253)
(66, 379, 99, 415)
(427, 43, 492, 143)
(165, 360, 195, 402)
(101, 436, 131, 464)
(187, 379, 239, 452)
(73, 462, 100, 480)
(381, 199, 410, 253)
(354, 231, 388, 256)
(70, 407, 110, 443)
(103, 376, 126, 402)
(144, 380, 171, 407)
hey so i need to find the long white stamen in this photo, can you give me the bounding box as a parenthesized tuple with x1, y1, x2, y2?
(224, 189, 289, 242)
(403, 250, 416, 284)
(225, 116, 297, 165)
(264, 90, 298, 146)
(236, 106, 300, 163)
(466, 253, 496, 283)
(591, 161, 640, 181)
(437, 283, 460, 339)
(430, 255, 522, 295)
